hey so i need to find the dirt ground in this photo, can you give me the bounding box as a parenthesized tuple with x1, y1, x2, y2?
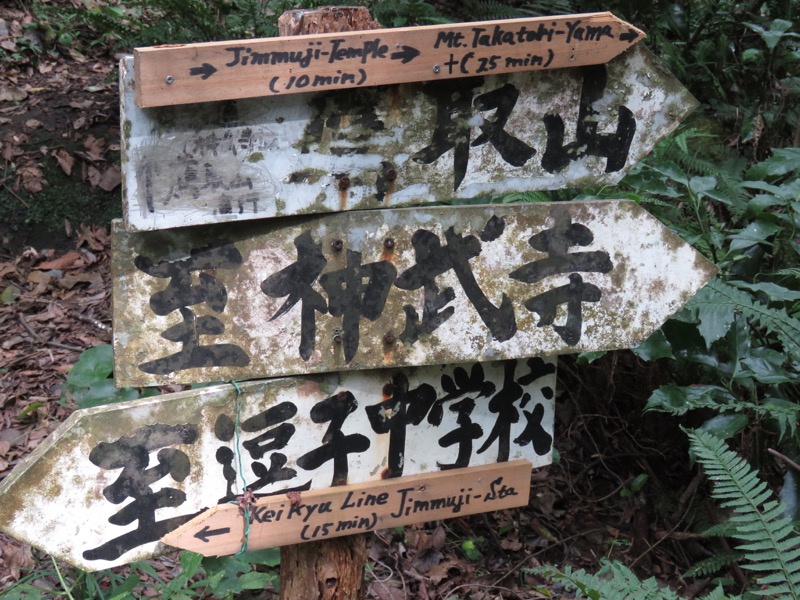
(0, 3, 719, 598)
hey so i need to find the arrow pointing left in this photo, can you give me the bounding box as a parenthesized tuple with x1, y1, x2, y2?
(195, 524, 231, 543)
(189, 62, 217, 80)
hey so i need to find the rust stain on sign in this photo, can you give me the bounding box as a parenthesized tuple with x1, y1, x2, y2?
(121, 44, 696, 231)
(112, 201, 716, 387)
(133, 13, 644, 107)
(0, 361, 554, 570)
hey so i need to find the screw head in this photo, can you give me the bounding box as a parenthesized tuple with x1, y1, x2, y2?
(338, 176, 350, 191)
(383, 332, 395, 345)
(383, 238, 395, 250)
(165, 75, 174, 85)
(433, 64, 441, 73)
(332, 239, 344, 251)
(385, 169, 397, 182)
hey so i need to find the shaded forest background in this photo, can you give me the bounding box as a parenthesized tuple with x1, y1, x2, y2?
(0, 0, 799, 598)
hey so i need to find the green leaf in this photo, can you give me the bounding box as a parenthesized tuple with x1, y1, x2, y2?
(739, 348, 794, 385)
(576, 351, 606, 364)
(645, 384, 736, 415)
(108, 574, 141, 600)
(72, 380, 140, 409)
(690, 283, 736, 348)
(1, 284, 21, 304)
(66, 344, 114, 387)
(730, 281, 800, 303)
(728, 220, 782, 251)
(746, 148, 800, 180)
(700, 414, 749, 440)
(689, 279, 800, 361)
(631, 329, 674, 361)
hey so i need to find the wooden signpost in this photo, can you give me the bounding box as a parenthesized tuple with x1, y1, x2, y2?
(112, 201, 715, 387)
(0, 361, 554, 571)
(163, 461, 532, 555)
(133, 13, 644, 107)
(0, 7, 709, 598)
(122, 44, 696, 231)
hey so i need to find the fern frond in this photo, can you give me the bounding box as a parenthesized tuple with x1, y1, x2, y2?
(700, 522, 741, 538)
(688, 429, 800, 598)
(531, 560, 683, 599)
(699, 586, 742, 600)
(689, 278, 800, 361)
(685, 550, 744, 578)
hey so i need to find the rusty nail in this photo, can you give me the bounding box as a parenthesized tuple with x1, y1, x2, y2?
(384, 238, 395, 250)
(332, 239, 343, 251)
(383, 332, 395, 345)
(165, 75, 174, 85)
(382, 383, 394, 396)
(338, 176, 350, 191)
(333, 334, 342, 344)
(385, 169, 397, 182)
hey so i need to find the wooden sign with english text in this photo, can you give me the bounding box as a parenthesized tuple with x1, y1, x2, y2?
(162, 461, 531, 555)
(122, 44, 696, 232)
(133, 13, 644, 107)
(0, 361, 554, 570)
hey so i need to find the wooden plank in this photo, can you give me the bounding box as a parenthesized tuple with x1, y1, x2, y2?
(121, 44, 695, 232)
(111, 201, 716, 388)
(162, 460, 532, 556)
(0, 361, 554, 570)
(133, 13, 644, 107)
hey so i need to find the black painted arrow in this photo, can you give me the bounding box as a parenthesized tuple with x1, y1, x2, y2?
(390, 46, 420, 64)
(190, 63, 218, 80)
(619, 28, 639, 43)
(194, 525, 231, 543)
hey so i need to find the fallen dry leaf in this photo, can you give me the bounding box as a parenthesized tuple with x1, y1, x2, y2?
(0, 84, 27, 102)
(36, 250, 83, 270)
(53, 149, 75, 176)
(98, 164, 121, 191)
(2, 542, 34, 580)
(86, 164, 101, 187)
(18, 164, 46, 193)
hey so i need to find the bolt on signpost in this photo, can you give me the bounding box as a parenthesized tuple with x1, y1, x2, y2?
(0, 6, 714, 600)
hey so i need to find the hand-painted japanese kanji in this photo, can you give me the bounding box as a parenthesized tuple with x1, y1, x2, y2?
(0, 360, 554, 570)
(112, 201, 715, 387)
(122, 44, 696, 231)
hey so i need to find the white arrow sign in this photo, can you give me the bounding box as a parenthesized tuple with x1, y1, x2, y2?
(0, 360, 555, 570)
(112, 201, 715, 387)
(122, 44, 696, 231)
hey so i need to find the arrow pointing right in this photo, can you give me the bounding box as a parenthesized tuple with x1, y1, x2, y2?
(619, 28, 640, 42)
(194, 525, 231, 543)
(390, 45, 420, 64)
(189, 63, 217, 80)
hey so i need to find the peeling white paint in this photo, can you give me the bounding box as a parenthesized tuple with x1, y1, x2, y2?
(121, 45, 696, 231)
(0, 361, 555, 571)
(112, 201, 715, 387)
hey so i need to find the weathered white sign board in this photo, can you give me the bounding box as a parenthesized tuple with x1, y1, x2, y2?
(133, 13, 643, 106)
(0, 360, 555, 570)
(163, 461, 532, 556)
(112, 201, 715, 387)
(122, 44, 696, 231)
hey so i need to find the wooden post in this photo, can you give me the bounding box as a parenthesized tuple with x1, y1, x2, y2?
(276, 11, 375, 600)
